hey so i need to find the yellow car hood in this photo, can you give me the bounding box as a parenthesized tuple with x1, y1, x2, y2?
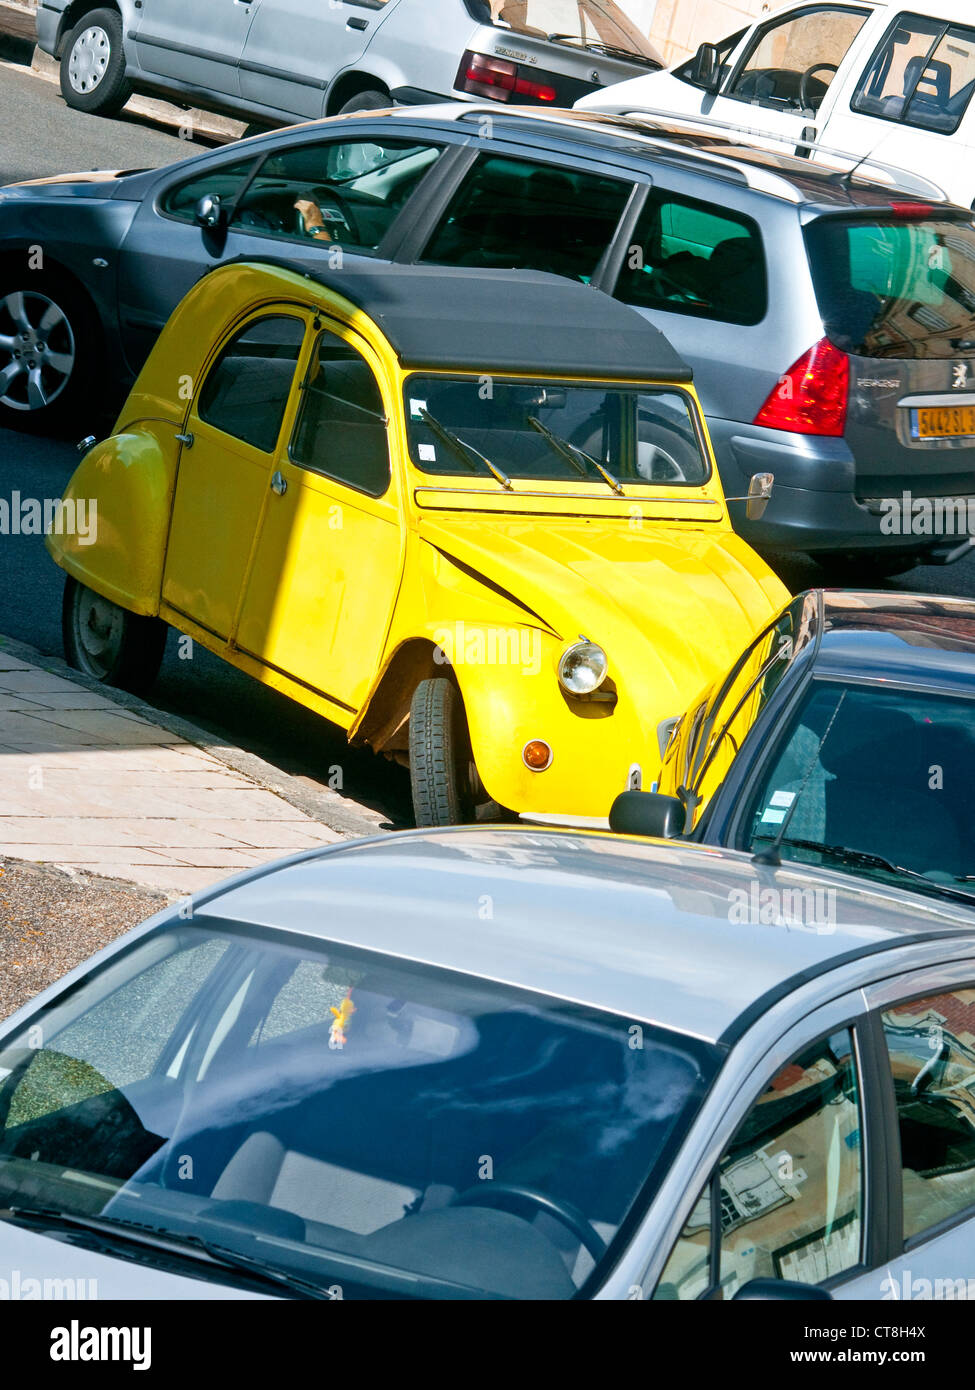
(418, 514, 788, 710)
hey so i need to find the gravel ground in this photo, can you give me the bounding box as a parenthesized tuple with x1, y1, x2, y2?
(0, 857, 166, 1021)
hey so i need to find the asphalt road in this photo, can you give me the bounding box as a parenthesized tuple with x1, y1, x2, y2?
(1, 54, 974, 831)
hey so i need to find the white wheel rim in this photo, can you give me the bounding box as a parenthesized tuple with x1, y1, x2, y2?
(68, 25, 111, 95)
(0, 291, 76, 411)
(76, 592, 124, 677)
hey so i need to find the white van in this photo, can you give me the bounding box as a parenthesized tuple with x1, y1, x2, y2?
(577, 2, 975, 207)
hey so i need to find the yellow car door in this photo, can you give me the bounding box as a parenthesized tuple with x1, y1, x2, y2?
(161, 311, 308, 640)
(235, 322, 404, 718)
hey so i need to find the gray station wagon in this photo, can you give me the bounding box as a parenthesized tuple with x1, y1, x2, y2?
(2, 826, 975, 1300)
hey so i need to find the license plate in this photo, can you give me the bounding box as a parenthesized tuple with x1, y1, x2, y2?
(912, 405, 975, 440)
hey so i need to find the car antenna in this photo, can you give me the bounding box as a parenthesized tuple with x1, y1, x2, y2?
(837, 141, 878, 192)
(752, 691, 847, 867)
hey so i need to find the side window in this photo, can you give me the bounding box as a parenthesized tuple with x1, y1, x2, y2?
(228, 139, 443, 251)
(727, 6, 869, 113)
(674, 27, 748, 89)
(853, 17, 975, 135)
(290, 328, 390, 496)
(882, 989, 975, 1240)
(718, 1030, 862, 1297)
(420, 153, 632, 283)
(653, 1182, 713, 1300)
(616, 191, 766, 326)
(198, 316, 305, 454)
(159, 159, 256, 222)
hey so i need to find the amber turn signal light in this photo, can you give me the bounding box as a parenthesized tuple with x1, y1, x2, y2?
(522, 739, 553, 771)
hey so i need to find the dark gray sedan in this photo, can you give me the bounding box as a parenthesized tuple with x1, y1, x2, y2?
(1, 826, 975, 1300)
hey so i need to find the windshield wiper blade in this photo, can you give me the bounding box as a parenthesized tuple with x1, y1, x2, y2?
(527, 415, 623, 495)
(1, 1204, 330, 1300)
(546, 33, 658, 65)
(418, 409, 512, 490)
(752, 837, 975, 907)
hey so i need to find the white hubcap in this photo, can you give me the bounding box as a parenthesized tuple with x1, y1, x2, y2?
(68, 26, 111, 94)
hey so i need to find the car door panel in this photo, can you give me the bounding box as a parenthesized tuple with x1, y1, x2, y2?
(131, 0, 256, 96)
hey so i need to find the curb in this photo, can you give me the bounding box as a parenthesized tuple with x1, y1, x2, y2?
(0, 630, 390, 841)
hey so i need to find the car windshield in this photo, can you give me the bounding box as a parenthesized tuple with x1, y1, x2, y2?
(404, 377, 709, 486)
(745, 679, 975, 900)
(0, 925, 716, 1300)
(804, 214, 975, 359)
(473, 0, 661, 63)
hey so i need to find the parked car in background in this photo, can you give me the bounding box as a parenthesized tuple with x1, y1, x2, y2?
(611, 589, 975, 910)
(36, 0, 661, 128)
(577, 0, 975, 209)
(46, 259, 787, 826)
(3, 826, 975, 1300)
(4, 107, 975, 571)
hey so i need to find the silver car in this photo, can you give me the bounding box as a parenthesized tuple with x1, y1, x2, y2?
(1, 826, 975, 1300)
(36, 0, 662, 127)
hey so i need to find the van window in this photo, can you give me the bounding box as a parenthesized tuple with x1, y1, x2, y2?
(198, 316, 305, 454)
(290, 329, 390, 497)
(726, 5, 869, 114)
(853, 15, 975, 135)
(805, 213, 975, 358)
(615, 191, 767, 326)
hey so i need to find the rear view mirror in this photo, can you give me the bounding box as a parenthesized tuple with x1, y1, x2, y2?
(194, 193, 225, 230)
(692, 42, 721, 93)
(747, 471, 774, 521)
(733, 1278, 833, 1301)
(609, 790, 686, 839)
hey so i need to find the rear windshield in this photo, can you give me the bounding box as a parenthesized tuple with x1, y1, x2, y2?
(804, 214, 975, 359)
(465, 0, 661, 64)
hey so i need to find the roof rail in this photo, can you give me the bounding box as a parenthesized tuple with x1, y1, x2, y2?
(584, 105, 949, 202)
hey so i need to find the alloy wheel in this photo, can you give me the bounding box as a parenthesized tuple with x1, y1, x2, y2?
(0, 291, 76, 411)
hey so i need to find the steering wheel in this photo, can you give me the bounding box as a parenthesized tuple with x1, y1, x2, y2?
(799, 62, 838, 112)
(299, 186, 359, 242)
(451, 1182, 607, 1261)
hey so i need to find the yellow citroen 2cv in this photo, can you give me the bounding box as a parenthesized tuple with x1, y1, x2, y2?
(47, 260, 788, 824)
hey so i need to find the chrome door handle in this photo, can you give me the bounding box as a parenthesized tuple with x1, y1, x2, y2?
(270, 470, 288, 496)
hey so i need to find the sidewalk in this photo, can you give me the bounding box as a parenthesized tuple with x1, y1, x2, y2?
(0, 641, 381, 897)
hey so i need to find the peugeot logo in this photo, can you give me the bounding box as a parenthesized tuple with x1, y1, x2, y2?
(954, 363, 970, 390)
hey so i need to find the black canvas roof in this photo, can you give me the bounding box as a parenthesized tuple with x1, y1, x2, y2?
(244, 260, 692, 383)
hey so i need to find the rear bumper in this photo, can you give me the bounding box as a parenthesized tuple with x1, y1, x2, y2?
(710, 420, 975, 556)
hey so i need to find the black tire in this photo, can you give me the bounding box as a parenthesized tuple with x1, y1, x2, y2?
(59, 8, 132, 117)
(337, 90, 390, 115)
(62, 576, 167, 695)
(0, 270, 101, 435)
(409, 677, 478, 827)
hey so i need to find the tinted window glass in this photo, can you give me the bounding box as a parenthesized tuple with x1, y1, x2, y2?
(854, 15, 975, 134)
(653, 1182, 712, 1300)
(160, 159, 256, 221)
(404, 376, 708, 485)
(718, 1030, 862, 1296)
(291, 329, 390, 496)
(805, 214, 975, 358)
(229, 139, 442, 251)
(421, 154, 631, 282)
(617, 192, 766, 326)
(0, 927, 718, 1300)
(468, 0, 660, 63)
(883, 989, 975, 1239)
(198, 316, 305, 453)
(728, 6, 868, 113)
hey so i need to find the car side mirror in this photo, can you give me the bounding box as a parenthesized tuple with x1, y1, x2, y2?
(692, 42, 721, 93)
(609, 790, 686, 839)
(733, 1278, 833, 1301)
(747, 471, 774, 521)
(194, 193, 225, 230)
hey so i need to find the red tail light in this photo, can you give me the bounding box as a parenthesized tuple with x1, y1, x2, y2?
(753, 338, 850, 437)
(889, 201, 936, 219)
(457, 51, 556, 103)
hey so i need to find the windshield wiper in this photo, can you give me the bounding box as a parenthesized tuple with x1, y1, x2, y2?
(527, 415, 623, 495)
(751, 837, 975, 908)
(546, 33, 658, 65)
(418, 409, 512, 490)
(0, 1203, 331, 1300)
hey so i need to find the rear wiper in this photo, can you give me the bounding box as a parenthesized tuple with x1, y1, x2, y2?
(418, 408, 512, 490)
(0, 1204, 330, 1300)
(527, 415, 623, 495)
(546, 34, 659, 66)
(752, 837, 975, 907)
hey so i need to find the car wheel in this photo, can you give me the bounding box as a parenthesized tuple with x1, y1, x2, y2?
(63, 576, 167, 694)
(409, 677, 479, 827)
(60, 8, 133, 116)
(337, 90, 390, 115)
(0, 274, 99, 435)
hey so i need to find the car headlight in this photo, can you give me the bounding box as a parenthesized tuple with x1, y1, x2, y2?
(558, 638, 608, 696)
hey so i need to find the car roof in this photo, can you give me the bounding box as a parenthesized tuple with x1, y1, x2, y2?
(239, 260, 692, 382)
(197, 826, 975, 1046)
(815, 591, 975, 694)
